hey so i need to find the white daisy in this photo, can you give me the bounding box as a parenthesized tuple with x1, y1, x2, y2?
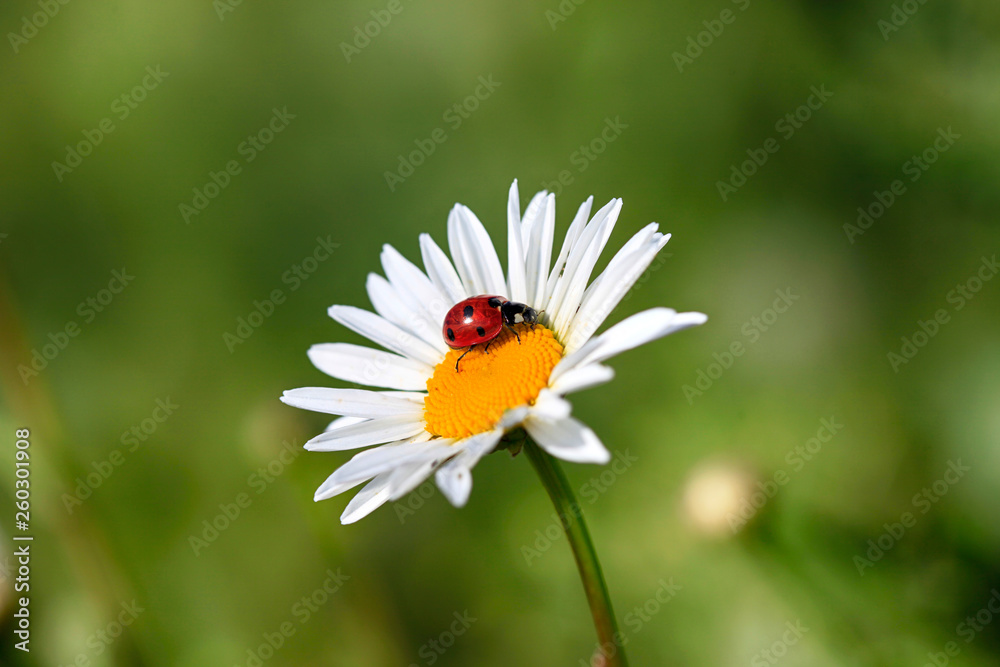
(282, 180, 707, 523)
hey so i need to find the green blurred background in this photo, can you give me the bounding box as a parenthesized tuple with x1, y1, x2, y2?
(2, 0, 999, 665)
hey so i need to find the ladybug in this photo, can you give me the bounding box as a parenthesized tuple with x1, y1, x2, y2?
(442, 295, 539, 370)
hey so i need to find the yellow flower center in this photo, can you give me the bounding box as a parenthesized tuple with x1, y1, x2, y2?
(424, 324, 563, 439)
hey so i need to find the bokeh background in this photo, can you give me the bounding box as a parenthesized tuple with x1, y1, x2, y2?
(2, 0, 1000, 665)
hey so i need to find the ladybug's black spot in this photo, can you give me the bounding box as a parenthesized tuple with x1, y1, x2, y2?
(487, 297, 503, 308)
(463, 305, 474, 319)
(476, 326, 486, 337)
(446, 328, 455, 342)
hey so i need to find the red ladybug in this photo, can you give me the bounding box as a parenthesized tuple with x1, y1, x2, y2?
(442, 295, 539, 370)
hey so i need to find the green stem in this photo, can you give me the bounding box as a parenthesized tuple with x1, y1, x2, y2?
(524, 438, 629, 667)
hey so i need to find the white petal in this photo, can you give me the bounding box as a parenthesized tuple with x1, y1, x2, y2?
(524, 194, 555, 308)
(386, 437, 459, 501)
(378, 391, 426, 404)
(447, 205, 483, 295)
(581, 223, 662, 300)
(549, 199, 622, 338)
(388, 455, 447, 501)
(340, 473, 394, 523)
(456, 205, 507, 297)
(314, 470, 370, 502)
(547, 199, 615, 320)
(544, 196, 593, 307)
(549, 364, 615, 395)
(308, 343, 433, 390)
(420, 233, 467, 304)
(304, 415, 427, 451)
(497, 405, 531, 429)
(434, 463, 471, 508)
(524, 415, 611, 464)
(564, 230, 671, 354)
(434, 429, 503, 507)
(507, 181, 529, 304)
(552, 308, 708, 382)
(365, 273, 410, 327)
(329, 305, 444, 367)
(520, 190, 548, 259)
(507, 180, 522, 227)
(280, 387, 424, 417)
(381, 244, 453, 339)
(326, 416, 368, 431)
(325, 435, 445, 488)
(365, 274, 446, 354)
(530, 389, 572, 421)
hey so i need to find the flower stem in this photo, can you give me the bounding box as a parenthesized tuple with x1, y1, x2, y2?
(524, 438, 629, 667)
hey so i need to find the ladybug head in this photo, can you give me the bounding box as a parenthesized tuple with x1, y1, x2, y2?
(499, 300, 538, 327)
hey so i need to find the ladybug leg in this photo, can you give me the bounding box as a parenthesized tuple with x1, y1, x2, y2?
(506, 323, 522, 344)
(455, 345, 475, 372)
(483, 339, 494, 354)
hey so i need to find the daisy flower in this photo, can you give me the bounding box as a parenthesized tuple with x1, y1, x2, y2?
(281, 180, 707, 524)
